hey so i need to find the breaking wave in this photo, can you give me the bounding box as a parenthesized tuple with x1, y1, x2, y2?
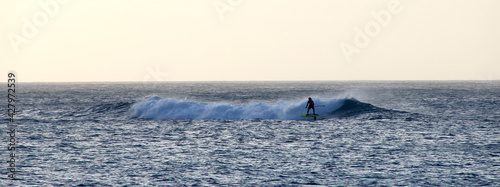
(129, 96, 396, 120)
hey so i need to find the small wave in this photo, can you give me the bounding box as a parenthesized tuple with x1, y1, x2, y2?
(89, 102, 133, 114)
(330, 98, 385, 116)
(62, 102, 134, 118)
(330, 98, 413, 120)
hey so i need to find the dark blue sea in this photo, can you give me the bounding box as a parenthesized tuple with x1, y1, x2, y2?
(2, 81, 500, 186)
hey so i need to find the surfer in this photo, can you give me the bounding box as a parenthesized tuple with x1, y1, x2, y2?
(305, 97, 316, 115)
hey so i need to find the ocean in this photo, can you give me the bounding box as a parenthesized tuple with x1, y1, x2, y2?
(2, 81, 500, 186)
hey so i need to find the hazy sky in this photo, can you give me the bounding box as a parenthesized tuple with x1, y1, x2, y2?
(1, 0, 499, 82)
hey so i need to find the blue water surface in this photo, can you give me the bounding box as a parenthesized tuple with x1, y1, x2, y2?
(1, 81, 499, 186)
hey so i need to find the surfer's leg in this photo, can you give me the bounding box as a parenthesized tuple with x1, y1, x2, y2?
(313, 107, 316, 115)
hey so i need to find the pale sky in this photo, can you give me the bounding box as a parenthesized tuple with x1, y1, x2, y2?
(1, 0, 499, 82)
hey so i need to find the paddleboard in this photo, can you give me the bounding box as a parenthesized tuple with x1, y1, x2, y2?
(300, 114, 319, 117)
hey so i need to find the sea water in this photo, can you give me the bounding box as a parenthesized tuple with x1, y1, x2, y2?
(2, 81, 499, 186)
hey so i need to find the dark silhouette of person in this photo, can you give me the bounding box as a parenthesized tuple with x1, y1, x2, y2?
(305, 97, 315, 115)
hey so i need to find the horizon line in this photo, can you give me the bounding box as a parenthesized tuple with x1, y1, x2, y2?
(12, 79, 500, 84)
